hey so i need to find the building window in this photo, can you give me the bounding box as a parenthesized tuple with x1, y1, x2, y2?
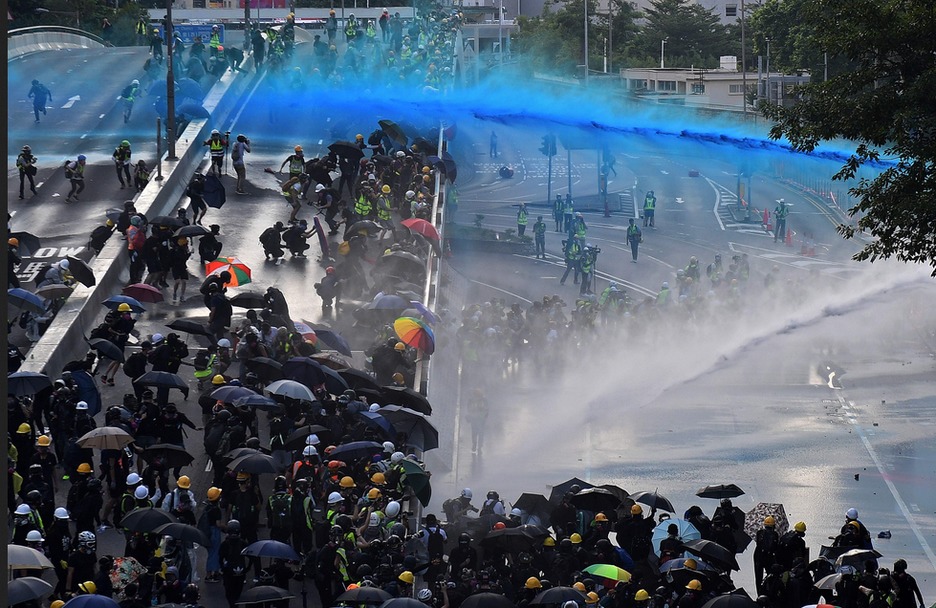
(658, 80, 676, 92)
(729, 84, 745, 94)
(725, 4, 737, 16)
(691, 83, 705, 95)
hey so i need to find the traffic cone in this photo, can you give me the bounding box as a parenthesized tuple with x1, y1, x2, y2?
(762, 208, 772, 231)
(785, 228, 793, 246)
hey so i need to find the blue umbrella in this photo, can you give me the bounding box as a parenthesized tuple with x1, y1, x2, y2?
(102, 295, 146, 314)
(64, 595, 122, 608)
(320, 364, 350, 395)
(408, 300, 439, 324)
(652, 519, 702, 556)
(329, 440, 384, 462)
(310, 326, 353, 357)
(371, 294, 409, 310)
(176, 77, 204, 100)
(659, 556, 717, 573)
(242, 539, 301, 561)
(283, 357, 327, 388)
(152, 97, 168, 118)
(211, 385, 257, 403)
(148, 79, 176, 96)
(178, 102, 210, 119)
(358, 411, 397, 439)
(7, 371, 53, 397)
(8, 288, 46, 315)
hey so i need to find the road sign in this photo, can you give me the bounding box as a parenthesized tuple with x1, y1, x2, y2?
(156, 23, 224, 44)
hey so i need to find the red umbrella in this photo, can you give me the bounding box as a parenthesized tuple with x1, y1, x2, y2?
(401, 218, 440, 241)
(123, 283, 164, 303)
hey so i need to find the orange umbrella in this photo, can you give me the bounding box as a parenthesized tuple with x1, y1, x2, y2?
(393, 316, 435, 354)
(205, 257, 252, 287)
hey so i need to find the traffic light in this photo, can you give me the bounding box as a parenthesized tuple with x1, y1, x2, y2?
(540, 134, 557, 157)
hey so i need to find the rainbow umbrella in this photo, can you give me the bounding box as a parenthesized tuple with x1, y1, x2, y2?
(206, 257, 252, 287)
(583, 563, 632, 583)
(393, 316, 435, 354)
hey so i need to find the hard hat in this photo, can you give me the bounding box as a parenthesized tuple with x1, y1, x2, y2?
(22, 144, 31, 151)
(367, 488, 381, 500)
(134, 486, 149, 499)
(595, 512, 608, 522)
(306, 434, 321, 446)
(543, 536, 556, 547)
(573, 582, 587, 592)
(295, 145, 303, 152)
(422, 166, 431, 174)
(76, 401, 89, 411)
(684, 558, 698, 570)
(117, 302, 132, 312)
(662, 282, 669, 289)
(405, 190, 416, 199)
(77, 463, 93, 474)
(381, 184, 391, 193)
(339, 476, 356, 488)
(525, 577, 543, 589)
(848, 520, 860, 530)
(764, 516, 776, 527)
(212, 374, 226, 385)
(236, 472, 250, 482)
(212, 129, 221, 135)
(396, 151, 406, 158)
(635, 590, 651, 602)
(152, 333, 164, 344)
(371, 472, 386, 485)
(177, 475, 191, 489)
(570, 533, 582, 544)
(795, 521, 807, 533)
(563, 603, 579, 608)
(59, 259, 71, 270)
(385, 501, 401, 517)
(381, 441, 395, 453)
(510, 508, 522, 517)
(356, 134, 364, 140)
(461, 488, 473, 499)
(394, 342, 406, 351)
(227, 519, 241, 534)
(9, 238, 20, 247)
(207, 487, 222, 501)
(328, 492, 343, 504)
(417, 588, 433, 601)
(127, 472, 141, 485)
(845, 508, 858, 520)
(391, 451, 405, 464)
(54, 507, 70, 519)
(686, 579, 702, 591)
(51, 602, 65, 608)
(586, 592, 600, 604)
(77, 154, 87, 162)
(17, 423, 31, 434)
(121, 140, 131, 147)
(631, 504, 643, 515)
(26, 530, 43, 542)
(131, 79, 140, 86)
(15, 504, 31, 515)
(217, 338, 231, 348)
(302, 446, 317, 457)
(327, 460, 341, 470)
(399, 571, 415, 584)
(325, 266, 335, 275)
(79, 581, 97, 594)
(36, 435, 51, 447)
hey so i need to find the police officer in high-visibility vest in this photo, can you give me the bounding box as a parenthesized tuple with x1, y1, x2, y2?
(773, 199, 789, 243)
(203, 129, 228, 176)
(354, 187, 374, 222)
(533, 215, 547, 259)
(571, 211, 587, 240)
(563, 194, 575, 231)
(554, 194, 564, 232)
(376, 185, 395, 243)
(627, 218, 642, 263)
(279, 145, 305, 180)
(345, 14, 358, 41)
(580, 245, 595, 296)
(560, 238, 583, 286)
(208, 24, 222, 57)
(643, 190, 657, 227)
(517, 203, 529, 237)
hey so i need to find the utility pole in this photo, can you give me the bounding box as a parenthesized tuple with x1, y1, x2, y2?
(583, 0, 589, 85)
(740, 0, 748, 116)
(165, 0, 177, 160)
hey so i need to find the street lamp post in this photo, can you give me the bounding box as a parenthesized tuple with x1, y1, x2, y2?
(165, 0, 177, 160)
(740, 0, 747, 116)
(765, 37, 771, 105)
(583, 0, 589, 85)
(660, 37, 667, 69)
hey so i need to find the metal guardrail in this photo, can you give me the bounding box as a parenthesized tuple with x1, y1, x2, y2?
(8, 26, 111, 59)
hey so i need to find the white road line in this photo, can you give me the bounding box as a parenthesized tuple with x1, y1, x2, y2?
(227, 70, 268, 131)
(467, 279, 533, 303)
(99, 114, 105, 119)
(80, 134, 88, 139)
(705, 177, 727, 231)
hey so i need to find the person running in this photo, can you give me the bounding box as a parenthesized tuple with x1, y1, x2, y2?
(187, 173, 208, 224)
(120, 80, 141, 124)
(231, 134, 250, 194)
(204, 130, 228, 177)
(113, 140, 133, 189)
(16, 145, 38, 199)
(64, 155, 87, 203)
(28, 80, 52, 123)
(279, 145, 305, 181)
(149, 28, 164, 62)
(281, 174, 307, 224)
(170, 238, 192, 304)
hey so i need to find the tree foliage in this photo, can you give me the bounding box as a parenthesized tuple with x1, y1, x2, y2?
(763, 0, 936, 272)
(632, 0, 732, 67)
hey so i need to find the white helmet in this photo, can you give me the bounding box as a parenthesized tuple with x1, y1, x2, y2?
(26, 530, 43, 542)
(54, 507, 70, 520)
(417, 589, 433, 602)
(369, 512, 381, 527)
(212, 129, 221, 135)
(76, 401, 89, 411)
(217, 338, 232, 348)
(845, 508, 858, 520)
(370, 404, 382, 413)
(15, 504, 31, 515)
(131, 79, 140, 86)
(390, 451, 405, 465)
(126, 472, 141, 486)
(382, 441, 395, 453)
(328, 492, 343, 504)
(302, 446, 318, 457)
(306, 434, 320, 446)
(461, 488, 473, 499)
(405, 190, 416, 200)
(135, 485, 150, 500)
(385, 501, 401, 518)
(59, 259, 70, 270)
(510, 508, 522, 517)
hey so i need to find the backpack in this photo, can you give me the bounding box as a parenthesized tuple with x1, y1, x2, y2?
(64, 161, 75, 179)
(217, 428, 235, 456)
(426, 526, 445, 558)
(480, 500, 502, 516)
(231, 143, 241, 162)
(121, 85, 135, 99)
(193, 349, 210, 372)
(270, 493, 291, 529)
(756, 528, 779, 556)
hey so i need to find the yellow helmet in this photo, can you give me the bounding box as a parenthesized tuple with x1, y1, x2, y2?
(236, 472, 250, 482)
(36, 435, 52, 447)
(370, 472, 386, 485)
(367, 488, 381, 500)
(177, 475, 191, 489)
(106, 219, 116, 227)
(51, 602, 66, 608)
(795, 521, 807, 533)
(586, 592, 600, 604)
(355, 134, 364, 141)
(631, 504, 643, 515)
(17, 423, 31, 434)
(686, 579, 702, 591)
(77, 463, 93, 474)
(594, 512, 608, 522)
(207, 487, 222, 501)
(212, 374, 226, 385)
(422, 166, 431, 174)
(570, 533, 582, 544)
(381, 184, 391, 194)
(398, 571, 415, 584)
(573, 582, 587, 592)
(79, 581, 98, 594)
(543, 536, 556, 547)
(525, 577, 542, 589)
(340, 476, 356, 488)
(635, 590, 651, 601)
(117, 303, 132, 312)
(684, 558, 697, 570)
(295, 145, 303, 152)
(764, 516, 776, 527)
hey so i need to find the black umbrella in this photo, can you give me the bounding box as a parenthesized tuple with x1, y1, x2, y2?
(372, 154, 393, 167)
(230, 292, 267, 309)
(283, 356, 327, 388)
(166, 319, 214, 338)
(203, 174, 226, 209)
(211, 385, 257, 403)
(10, 231, 41, 257)
(665, 566, 717, 590)
(141, 444, 195, 469)
(347, 220, 382, 235)
(681, 539, 740, 571)
(329, 440, 384, 462)
(242, 539, 301, 561)
(246, 357, 284, 382)
(8, 576, 54, 605)
(411, 137, 437, 155)
(480, 524, 549, 554)
(174, 224, 211, 238)
(441, 151, 458, 183)
(121, 506, 179, 533)
(339, 368, 382, 392)
(513, 493, 553, 528)
(381, 385, 432, 415)
(150, 215, 184, 228)
(88, 337, 124, 363)
(328, 141, 364, 161)
(569, 487, 623, 513)
(337, 586, 392, 605)
(321, 365, 350, 395)
(310, 326, 353, 357)
(460, 593, 516, 608)
(304, 161, 333, 187)
(375, 404, 439, 451)
(359, 411, 397, 440)
(153, 522, 209, 546)
(224, 447, 262, 461)
(380, 599, 428, 608)
(700, 591, 756, 608)
(229, 452, 280, 474)
(378, 119, 408, 145)
(378, 250, 426, 275)
(233, 394, 280, 411)
(629, 490, 676, 513)
(7, 371, 52, 397)
(66, 255, 96, 287)
(236, 585, 295, 605)
(531, 586, 587, 605)
(548, 477, 595, 505)
(696, 484, 745, 500)
(135, 371, 187, 392)
(284, 424, 334, 451)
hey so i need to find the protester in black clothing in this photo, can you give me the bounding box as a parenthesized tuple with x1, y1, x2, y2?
(209, 289, 234, 341)
(199, 224, 223, 264)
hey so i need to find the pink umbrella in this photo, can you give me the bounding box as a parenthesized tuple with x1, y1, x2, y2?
(122, 283, 164, 303)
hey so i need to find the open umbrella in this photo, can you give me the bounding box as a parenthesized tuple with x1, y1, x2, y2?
(346, 220, 382, 236)
(659, 557, 718, 573)
(378, 119, 408, 145)
(283, 424, 334, 451)
(88, 337, 125, 363)
(743, 503, 789, 537)
(174, 224, 211, 238)
(376, 404, 439, 451)
(66, 255, 96, 287)
(400, 458, 432, 506)
(629, 490, 676, 513)
(229, 452, 280, 474)
(8, 288, 46, 315)
(696, 484, 745, 500)
(204, 174, 226, 209)
(63, 596, 121, 608)
(340, 368, 382, 392)
(206, 257, 251, 287)
(166, 318, 214, 338)
(835, 549, 882, 569)
(140, 444, 194, 469)
(135, 371, 187, 391)
(229, 291, 267, 309)
(531, 587, 587, 605)
(329, 141, 365, 161)
(513, 493, 553, 528)
(266, 379, 316, 402)
(584, 563, 632, 583)
(123, 283, 164, 303)
(242, 539, 301, 561)
(7, 371, 52, 397)
(309, 326, 353, 356)
(358, 411, 397, 439)
(150, 216, 184, 229)
(293, 321, 318, 343)
(337, 586, 393, 605)
(459, 593, 515, 608)
(406, 300, 440, 324)
(7, 545, 54, 569)
(246, 357, 284, 382)
(78, 426, 135, 450)
(377, 251, 426, 277)
(36, 283, 73, 300)
(10, 231, 41, 257)
(681, 539, 740, 571)
(283, 356, 327, 388)
(700, 591, 758, 608)
(814, 573, 846, 591)
(439, 150, 458, 182)
(394, 316, 436, 354)
(176, 77, 204, 100)
(481, 524, 550, 554)
(330, 440, 384, 462)
(110, 556, 147, 596)
(103, 295, 145, 313)
(178, 102, 210, 119)
(233, 394, 280, 411)
(8, 576, 54, 605)
(236, 585, 295, 605)
(652, 519, 702, 556)
(381, 386, 432, 415)
(211, 385, 257, 403)
(153, 522, 209, 546)
(570, 487, 623, 513)
(311, 352, 353, 370)
(320, 364, 350, 394)
(380, 599, 427, 608)
(120, 506, 179, 533)
(549, 477, 595, 505)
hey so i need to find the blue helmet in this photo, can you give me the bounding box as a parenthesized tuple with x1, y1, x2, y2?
(77, 154, 87, 161)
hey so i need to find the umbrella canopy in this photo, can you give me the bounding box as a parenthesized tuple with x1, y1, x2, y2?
(63, 596, 121, 608)
(358, 411, 397, 439)
(407, 300, 439, 324)
(379, 599, 427, 608)
(652, 519, 702, 556)
(236, 585, 295, 605)
(283, 424, 334, 451)
(659, 557, 718, 573)
(66, 255, 96, 287)
(320, 364, 350, 394)
(110, 556, 147, 595)
(246, 357, 284, 382)
(10, 231, 41, 257)
(394, 316, 436, 354)
(233, 394, 280, 411)
(376, 404, 439, 451)
(681, 539, 740, 571)
(531, 586, 587, 605)
(36, 283, 73, 300)
(211, 385, 257, 403)
(102, 295, 145, 313)
(381, 386, 432, 415)
(178, 102, 209, 118)
(9, 576, 54, 604)
(229, 291, 267, 309)
(835, 549, 882, 569)
(584, 563, 632, 583)
(629, 490, 676, 513)
(459, 593, 515, 608)
(78, 426, 135, 450)
(123, 283, 164, 303)
(176, 77, 204, 100)
(105, 208, 123, 222)
(8, 288, 46, 315)
(7, 371, 52, 397)
(204, 174, 226, 209)
(481, 524, 550, 554)
(120, 506, 179, 533)
(229, 452, 280, 474)
(377, 251, 426, 278)
(513, 493, 552, 528)
(400, 458, 431, 506)
(135, 371, 187, 391)
(166, 318, 214, 338)
(206, 257, 252, 287)
(149, 215, 184, 229)
(347, 220, 382, 236)
(696, 484, 745, 500)
(340, 368, 382, 392)
(411, 136, 437, 155)
(140, 444, 195, 469)
(309, 326, 353, 356)
(337, 586, 393, 605)
(329, 141, 365, 161)
(329, 440, 384, 463)
(570, 487, 623, 513)
(88, 337, 125, 363)
(283, 356, 327, 389)
(549, 477, 595, 505)
(242, 539, 301, 561)
(153, 522, 209, 546)
(743, 503, 789, 537)
(700, 591, 758, 608)
(8, 544, 54, 569)
(378, 119, 408, 145)
(311, 352, 353, 370)
(293, 321, 318, 343)
(174, 224, 211, 238)
(814, 573, 846, 590)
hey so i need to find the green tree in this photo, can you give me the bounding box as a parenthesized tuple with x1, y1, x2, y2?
(632, 0, 731, 67)
(763, 0, 936, 272)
